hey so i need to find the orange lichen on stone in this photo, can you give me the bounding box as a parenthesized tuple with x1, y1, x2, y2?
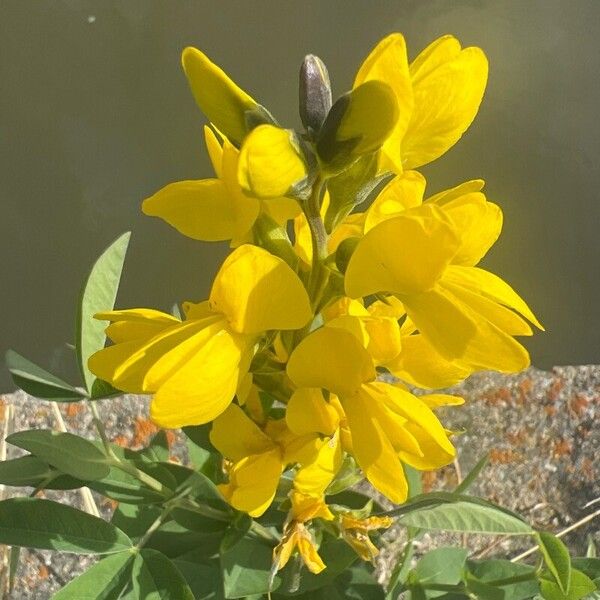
(544, 405, 557, 417)
(547, 378, 565, 402)
(489, 448, 522, 464)
(569, 394, 589, 418)
(37, 565, 49, 580)
(517, 378, 533, 404)
(133, 417, 159, 448)
(164, 429, 177, 448)
(64, 403, 83, 418)
(112, 434, 129, 448)
(482, 387, 513, 406)
(581, 458, 595, 481)
(552, 439, 572, 459)
(421, 471, 438, 493)
(505, 428, 528, 446)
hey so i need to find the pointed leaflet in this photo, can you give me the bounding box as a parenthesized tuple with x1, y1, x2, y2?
(6, 430, 110, 481)
(537, 531, 572, 594)
(51, 552, 134, 600)
(0, 498, 132, 553)
(78, 232, 131, 395)
(131, 549, 195, 600)
(5, 349, 84, 401)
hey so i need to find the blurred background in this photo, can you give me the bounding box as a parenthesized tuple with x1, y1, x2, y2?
(1, 0, 598, 391)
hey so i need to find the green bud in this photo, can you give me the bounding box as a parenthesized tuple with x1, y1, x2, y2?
(299, 54, 332, 136)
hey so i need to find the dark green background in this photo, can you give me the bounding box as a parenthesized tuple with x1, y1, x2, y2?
(1, 0, 598, 391)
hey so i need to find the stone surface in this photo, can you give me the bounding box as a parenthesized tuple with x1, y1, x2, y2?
(0, 366, 599, 597)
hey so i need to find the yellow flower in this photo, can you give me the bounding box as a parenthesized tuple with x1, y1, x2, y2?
(340, 514, 394, 561)
(272, 491, 334, 576)
(355, 33, 488, 173)
(88, 245, 312, 428)
(287, 327, 457, 504)
(345, 200, 543, 374)
(143, 126, 301, 247)
(210, 402, 335, 517)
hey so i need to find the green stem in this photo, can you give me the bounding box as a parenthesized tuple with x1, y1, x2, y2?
(484, 571, 540, 587)
(304, 177, 330, 309)
(135, 504, 174, 550)
(88, 400, 120, 461)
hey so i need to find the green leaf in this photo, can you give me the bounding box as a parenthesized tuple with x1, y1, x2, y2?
(0, 455, 74, 488)
(404, 464, 423, 499)
(412, 547, 468, 599)
(538, 532, 572, 593)
(0, 497, 132, 553)
(5, 349, 84, 401)
(87, 464, 165, 505)
(146, 520, 225, 559)
(467, 559, 538, 600)
(6, 430, 110, 481)
(52, 551, 134, 599)
(77, 231, 130, 394)
(539, 569, 596, 600)
(572, 558, 600, 581)
(111, 504, 163, 541)
(172, 552, 225, 599)
(221, 534, 281, 598)
(131, 549, 195, 599)
(455, 453, 490, 494)
(134, 431, 170, 464)
(387, 493, 533, 536)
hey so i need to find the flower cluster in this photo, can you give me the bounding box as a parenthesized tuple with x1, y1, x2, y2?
(89, 33, 542, 573)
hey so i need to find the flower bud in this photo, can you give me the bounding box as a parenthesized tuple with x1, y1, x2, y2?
(299, 54, 332, 136)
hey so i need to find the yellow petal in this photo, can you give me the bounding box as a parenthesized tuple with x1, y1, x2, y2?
(334, 80, 399, 156)
(385, 334, 471, 389)
(434, 192, 503, 266)
(150, 328, 250, 427)
(287, 327, 376, 397)
(366, 296, 406, 319)
(326, 315, 369, 348)
(182, 47, 257, 145)
(209, 244, 312, 334)
(296, 528, 327, 574)
(399, 421, 455, 471)
(354, 33, 413, 173)
(426, 178, 485, 205)
(371, 382, 455, 457)
(444, 265, 544, 330)
(343, 388, 408, 504)
(404, 285, 531, 372)
(204, 125, 223, 178)
(290, 490, 334, 522)
(98, 309, 180, 344)
(293, 433, 342, 497)
(364, 171, 425, 232)
(260, 196, 301, 225)
(210, 404, 274, 462)
(420, 394, 465, 408)
(89, 318, 208, 393)
(403, 37, 488, 169)
(142, 179, 259, 242)
(363, 317, 402, 364)
(287, 388, 340, 436)
(345, 205, 459, 298)
(441, 279, 533, 336)
(238, 125, 307, 199)
(220, 448, 282, 517)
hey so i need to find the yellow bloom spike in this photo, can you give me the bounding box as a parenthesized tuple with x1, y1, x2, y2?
(287, 328, 376, 397)
(181, 47, 257, 145)
(209, 245, 312, 334)
(354, 33, 413, 173)
(237, 125, 307, 198)
(402, 36, 488, 169)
